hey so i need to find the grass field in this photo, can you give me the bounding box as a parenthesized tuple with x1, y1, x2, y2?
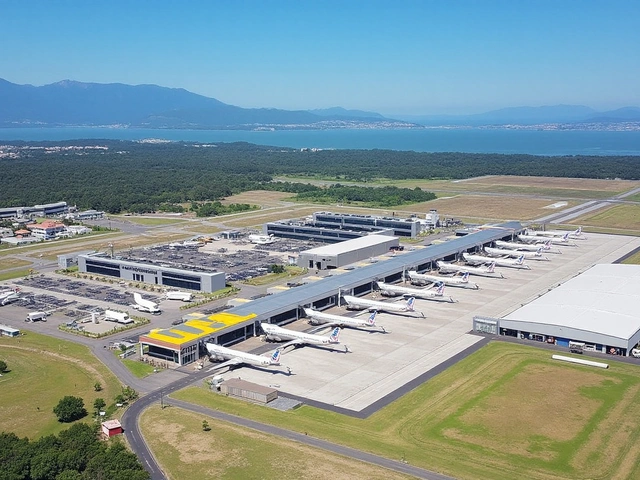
(113, 215, 189, 226)
(0, 269, 32, 281)
(171, 342, 640, 480)
(221, 190, 295, 207)
(621, 250, 640, 264)
(242, 266, 307, 286)
(624, 193, 640, 202)
(140, 407, 412, 480)
(122, 358, 157, 378)
(0, 330, 122, 439)
(569, 204, 640, 231)
(0, 258, 32, 270)
(393, 195, 572, 221)
(277, 175, 640, 200)
(0, 231, 122, 258)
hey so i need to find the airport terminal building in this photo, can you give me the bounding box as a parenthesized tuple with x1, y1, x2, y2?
(473, 264, 640, 356)
(78, 254, 226, 293)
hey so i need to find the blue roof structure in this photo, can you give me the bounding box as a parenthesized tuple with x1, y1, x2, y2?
(230, 222, 523, 320)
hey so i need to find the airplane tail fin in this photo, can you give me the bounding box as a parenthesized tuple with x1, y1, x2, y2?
(329, 327, 341, 343)
(487, 262, 496, 273)
(366, 311, 377, 326)
(516, 254, 525, 264)
(535, 247, 543, 256)
(270, 349, 281, 364)
(575, 226, 582, 236)
(406, 297, 416, 311)
(461, 272, 470, 283)
(562, 232, 569, 242)
(436, 283, 445, 295)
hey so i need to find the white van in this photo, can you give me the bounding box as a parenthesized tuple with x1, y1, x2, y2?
(631, 348, 640, 358)
(26, 312, 47, 322)
(104, 310, 133, 325)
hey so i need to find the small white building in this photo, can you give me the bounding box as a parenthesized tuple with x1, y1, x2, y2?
(0, 227, 13, 238)
(66, 225, 92, 235)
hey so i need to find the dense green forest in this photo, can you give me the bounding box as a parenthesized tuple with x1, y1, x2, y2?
(0, 423, 149, 480)
(0, 140, 638, 213)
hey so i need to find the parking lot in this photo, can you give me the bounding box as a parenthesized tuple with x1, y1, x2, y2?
(209, 232, 640, 413)
(123, 237, 323, 282)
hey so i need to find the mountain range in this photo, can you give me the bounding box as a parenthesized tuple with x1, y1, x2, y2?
(0, 79, 411, 130)
(0, 78, 639, 129)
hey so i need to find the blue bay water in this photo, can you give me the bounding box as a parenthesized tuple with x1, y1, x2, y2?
(1, 127, 640, 155)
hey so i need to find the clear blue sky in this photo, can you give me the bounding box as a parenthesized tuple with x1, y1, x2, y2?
(1, 0, 638, 114)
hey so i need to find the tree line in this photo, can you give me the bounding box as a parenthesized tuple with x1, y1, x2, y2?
(0, 423, 149, 480)
(0, 140, 638, 214)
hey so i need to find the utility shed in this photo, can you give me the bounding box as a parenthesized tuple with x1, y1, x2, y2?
(499, 264, 640, 356)
(220, 378, 278, 404)
(298, 235, 399, 270)
(101, 420, 123, 438)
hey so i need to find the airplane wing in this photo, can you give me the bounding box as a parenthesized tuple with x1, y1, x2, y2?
(281, 339, 306, 349)
(207, 358, 243, 372)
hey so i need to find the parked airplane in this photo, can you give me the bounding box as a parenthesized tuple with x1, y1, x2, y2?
(518, 232, 574, 246)
(0, 288, 20, 306)
(304, 309, 383, 331)
(132, 292, 161, 314)
(495, 239, 553, 251)
(407, 271, 479, 290)
(261, 323, 343, 349)
(342, 295, 425, 318)
(376, 281, 453, 302)
(206, 344, 289, 373)
(485, 246, 549, 261)
(248, 234, 276, 245)
(463, 252, 530, 269)
(526, 226, 584, 239)
(437, 260, 504, 278)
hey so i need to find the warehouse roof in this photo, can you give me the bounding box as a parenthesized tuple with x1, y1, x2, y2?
(301, 234, 397, 256)
(503, 263, 640, 340)
(230, 222, 523, 318)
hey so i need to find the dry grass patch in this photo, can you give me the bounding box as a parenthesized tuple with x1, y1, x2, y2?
(220, 190, 294, 207)
(568, 204, 640, 230)
(0, 257, 33, 270)
(461, 176, 640, 193)
(140, 406, 411, 480)
(396, 195, 563, 221)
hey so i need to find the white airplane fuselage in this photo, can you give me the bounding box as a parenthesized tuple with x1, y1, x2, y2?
(304, 308, 374, 329)
(407, 271, 479, 289)
(463, 253, 530, 269)
(261, 323, 338, 345)
(437, 261, 503, 277)
(495, 240, 549, 251)
(206, 344, 279, 367)
(517, 234, 572, 246)
(342, 295, 424, 318)
(376, 282, 447, 301)
(485, 246, 549, 261)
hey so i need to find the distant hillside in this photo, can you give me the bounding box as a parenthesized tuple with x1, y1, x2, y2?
(0, 78, 414, 130)
(396, 104, 640, 126)
(308, 107, 385, 119)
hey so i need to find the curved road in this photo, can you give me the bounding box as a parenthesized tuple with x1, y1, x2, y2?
(121, 373, 453, 480)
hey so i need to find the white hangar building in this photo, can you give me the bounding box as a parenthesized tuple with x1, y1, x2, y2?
(474, 264, 640, 356)
(297, 235, 399, 270)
